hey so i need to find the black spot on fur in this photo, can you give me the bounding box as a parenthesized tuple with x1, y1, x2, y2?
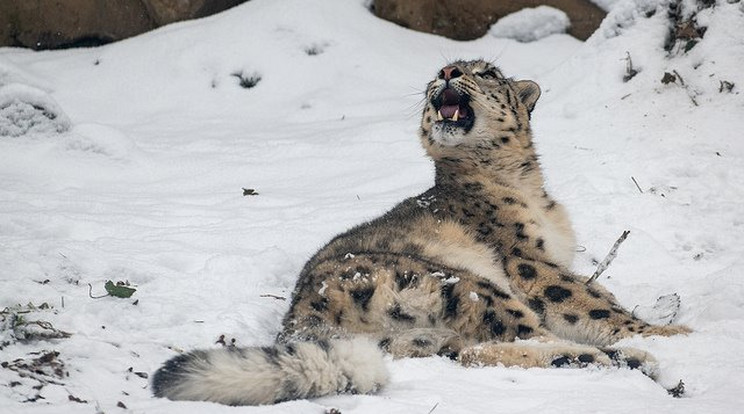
(350, 287, 375, 311)
(544, 285, 573, 302)
(476, 280, 510, 299)
(477, 223, 493, 236)
(285, 343, 296, 355)
(528, 298, 545, 315)
(559, 274, 575, 283)
(589, 309, 611, 319)
(395, 272, 417, 290)
(601, 348, 619, 360)
(378, 337, 392, 350)
(551, 356, 571, 367)
(490, 320, 506, 336)
(334, 311, 343, 325)
(261, 346, 281, 366)
(587, 288, 602, 299)
(316, 339, 331, 352)
(536, 238, 545, 250)
(310, 298, 328, 312)
(441, 284, 459, 318)
(483, 309, 506, 335)
(389, 304, 416, 323)
(503, 197, 517, 205)
(512, 247, 523, 257)
(501, 137, 510, 144)
(626, 359, 642, 370)
(489, 218, 505, 228)
(483, 309, 496, 324)
(562, 313, 579, 324)
(481, 294, 494, 307)
(517, 324, 533, 336)
(578, 354, 595, 363)
(507, 309, 524, 318)
(438, 347, 459, 360)
(412, 338, 432, 348)
(517, 263, 537, 280)
(463, 182, 484, 192)
(519, 161, 534, 174)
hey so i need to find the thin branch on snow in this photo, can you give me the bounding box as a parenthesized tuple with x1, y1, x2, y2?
(631, 176, 644, 193)
(586, 230, 631, 285)
(87, 283, 109, 299)
(260, 294, 286, 301)
(669, 69, 699, 106)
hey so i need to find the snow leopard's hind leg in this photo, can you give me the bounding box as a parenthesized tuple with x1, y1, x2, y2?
(459, 339, 659, 378)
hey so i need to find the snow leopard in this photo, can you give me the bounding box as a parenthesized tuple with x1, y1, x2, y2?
(152, 59, 690, 405)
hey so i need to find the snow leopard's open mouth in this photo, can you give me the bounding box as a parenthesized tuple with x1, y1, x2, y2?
(431, 87, 474, 131)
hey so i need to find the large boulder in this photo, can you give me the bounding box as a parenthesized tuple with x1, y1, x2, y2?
(372, 0, 607, 41)
(0, 0, 248, 50)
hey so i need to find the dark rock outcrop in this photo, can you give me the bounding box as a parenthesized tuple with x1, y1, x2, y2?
(372, 0, 607, 41)
(0, 0, 248, 50)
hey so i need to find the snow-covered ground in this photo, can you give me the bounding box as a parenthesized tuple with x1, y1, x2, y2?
(1, 0, 743, 412)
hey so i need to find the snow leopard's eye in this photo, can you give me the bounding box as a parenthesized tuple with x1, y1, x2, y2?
(478, 70, 499, 80)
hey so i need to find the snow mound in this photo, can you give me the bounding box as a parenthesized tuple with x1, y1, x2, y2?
(591, 0, 659, 41)
(0, 83, 71, 138)
(63, 123, 141, 160)
(489, 6, 570, 42)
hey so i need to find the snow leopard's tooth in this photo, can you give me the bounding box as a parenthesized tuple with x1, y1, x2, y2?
(452, 109, 459, 121)
(436, 110, 444, 121)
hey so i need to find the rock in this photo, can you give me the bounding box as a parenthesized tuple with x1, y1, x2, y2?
(0, 0, 248, 50)
(372, 0, 607, 41)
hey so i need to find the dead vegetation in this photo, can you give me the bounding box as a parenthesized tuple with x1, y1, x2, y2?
(0, 303, 70, 350)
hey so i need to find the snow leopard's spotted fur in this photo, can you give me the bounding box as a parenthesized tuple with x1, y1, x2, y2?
(152, 60, 690, 405)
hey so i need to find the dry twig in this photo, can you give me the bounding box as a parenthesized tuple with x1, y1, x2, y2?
(586, 230, 630, 285)
(259, 294, 286, 301)
(631, 176, 643, 193)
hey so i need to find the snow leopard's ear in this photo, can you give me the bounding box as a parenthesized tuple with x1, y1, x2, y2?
(513, 80, 541, 115)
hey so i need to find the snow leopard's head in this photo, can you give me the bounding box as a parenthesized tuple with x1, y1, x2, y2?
(420, 60, 540, 158)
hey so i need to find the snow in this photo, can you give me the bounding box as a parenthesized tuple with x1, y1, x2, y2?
(0, 83, 70, 137)
(489, 6, 571, 43)
(1, 0, 743, 412)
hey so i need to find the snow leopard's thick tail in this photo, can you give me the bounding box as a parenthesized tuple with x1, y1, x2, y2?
(151, 337, 388, 405)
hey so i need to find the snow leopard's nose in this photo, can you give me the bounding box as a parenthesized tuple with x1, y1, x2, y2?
(439, 66, 463, 81)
